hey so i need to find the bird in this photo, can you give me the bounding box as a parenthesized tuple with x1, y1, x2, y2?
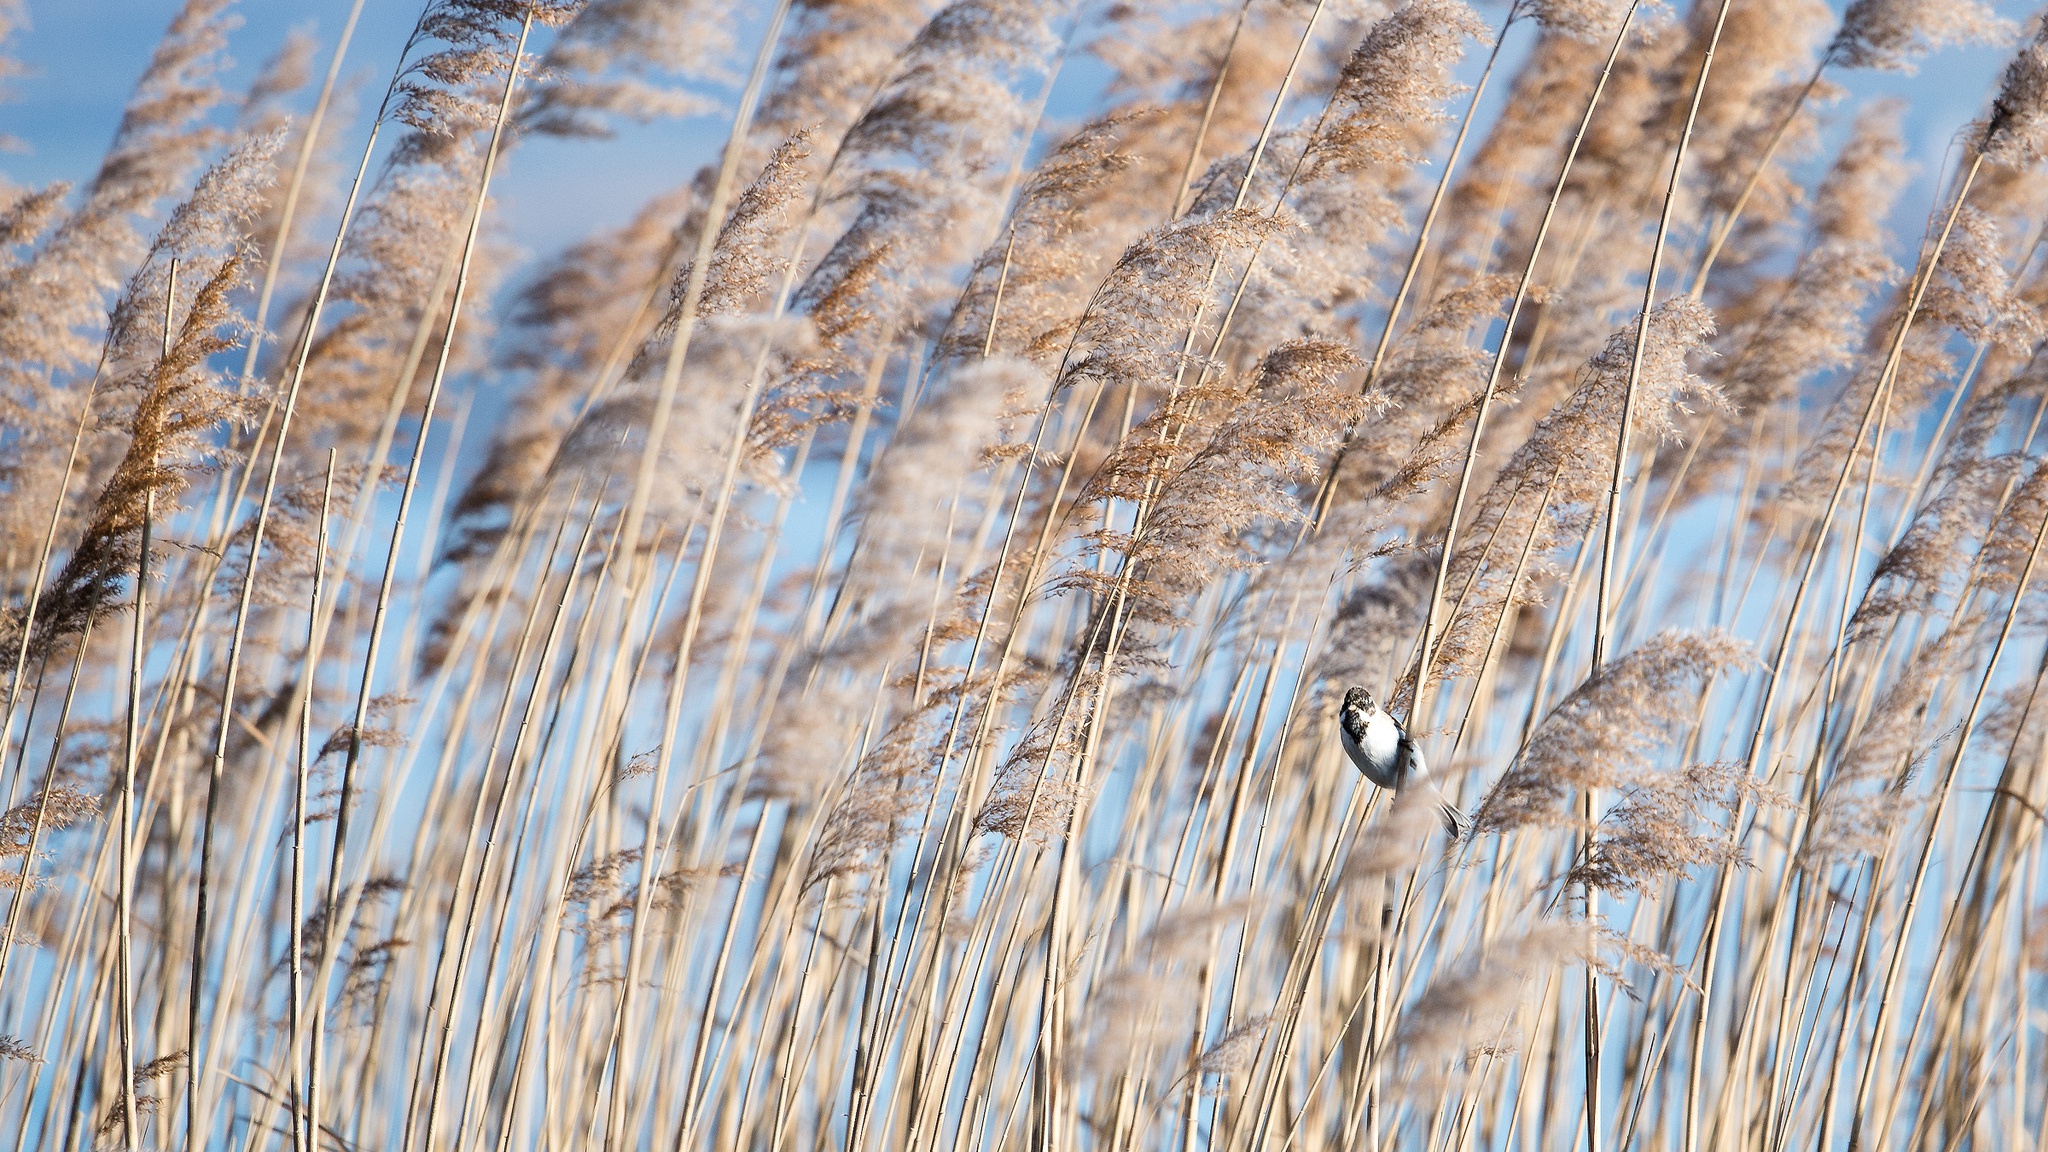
(1338, 686, 1468, 840)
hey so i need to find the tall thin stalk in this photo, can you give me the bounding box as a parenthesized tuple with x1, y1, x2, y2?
(0, 360, 108, 995)
(595, 5, 796, 1146)
(1848, 423, 2048, 1151)
(1684, 148, 1991, 1152)
(185, 7, 444, 1143)
(287, 451, 336, 1152)
(114, 489, 154, 1152)
(1408, 1, 1644, 725)
(1586, 7, 1733, 1149)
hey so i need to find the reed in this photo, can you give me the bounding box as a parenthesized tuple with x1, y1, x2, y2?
(1, 1, 2045, 1149)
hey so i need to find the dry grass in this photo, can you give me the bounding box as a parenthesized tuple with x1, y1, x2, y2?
(0, 0, 2044, 1149)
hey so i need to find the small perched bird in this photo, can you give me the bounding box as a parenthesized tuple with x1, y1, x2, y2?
(1338, 686, 1467, 839)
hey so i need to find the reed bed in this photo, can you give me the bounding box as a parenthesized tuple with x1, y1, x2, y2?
(0, 0, 2045, 1148)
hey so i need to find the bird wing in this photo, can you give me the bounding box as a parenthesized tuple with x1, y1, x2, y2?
(1395, 733, 1428, 784)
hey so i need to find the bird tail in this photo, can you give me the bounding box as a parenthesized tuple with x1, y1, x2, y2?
(1437, 797, 1470, 842)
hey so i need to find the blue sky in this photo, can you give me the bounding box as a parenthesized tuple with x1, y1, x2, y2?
(2, 0, 737, 268)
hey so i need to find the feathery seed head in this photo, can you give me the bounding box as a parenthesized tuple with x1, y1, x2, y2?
(1303, 0, 1489, 182)
(1984, 17, 2048, 165)
(1832, 0, 2011, 73)
(1473, 630, 1750, 836)
(1522, 0, 1645, 42)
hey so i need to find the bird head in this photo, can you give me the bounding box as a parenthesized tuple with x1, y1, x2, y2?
(1343, 686, 1375, 715)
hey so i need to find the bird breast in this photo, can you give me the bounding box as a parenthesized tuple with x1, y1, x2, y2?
(1342, 709, 1404, 788)
(1362, 711, 1401, 770)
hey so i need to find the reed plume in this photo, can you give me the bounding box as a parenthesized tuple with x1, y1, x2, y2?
(1, 4, 2044, 1149)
